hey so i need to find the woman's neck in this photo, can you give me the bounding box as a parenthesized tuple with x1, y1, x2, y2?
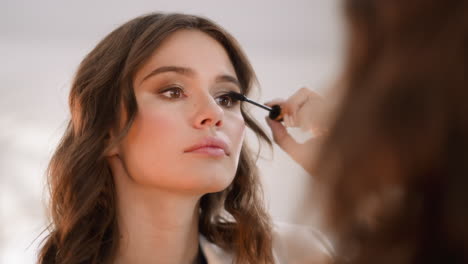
(114, 186, 202, 264)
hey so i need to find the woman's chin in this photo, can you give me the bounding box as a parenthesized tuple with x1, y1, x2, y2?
(172, 173, 234, 195)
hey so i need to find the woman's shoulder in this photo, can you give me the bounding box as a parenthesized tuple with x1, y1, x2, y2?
(272, 221, 334, 263)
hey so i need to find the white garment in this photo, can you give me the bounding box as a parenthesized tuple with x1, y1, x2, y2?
(199, 222, 334, 264)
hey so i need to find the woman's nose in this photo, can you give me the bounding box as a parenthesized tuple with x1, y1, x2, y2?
(192, 95, 224, 129)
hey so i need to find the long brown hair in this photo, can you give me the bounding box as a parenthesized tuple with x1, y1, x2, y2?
(316, 0, 468, 263)
(38, 13, 273, 264)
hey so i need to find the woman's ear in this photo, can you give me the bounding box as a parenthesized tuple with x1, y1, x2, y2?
(104, 130, 120, 157)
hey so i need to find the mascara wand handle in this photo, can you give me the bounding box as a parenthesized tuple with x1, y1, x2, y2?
(268, 105, 284, 121)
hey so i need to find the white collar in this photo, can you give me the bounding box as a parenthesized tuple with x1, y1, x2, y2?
(199, 235, 234, 264)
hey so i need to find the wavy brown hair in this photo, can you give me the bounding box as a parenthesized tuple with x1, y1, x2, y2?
(316, 0, 468, 263)
(38, 13, 273, 264)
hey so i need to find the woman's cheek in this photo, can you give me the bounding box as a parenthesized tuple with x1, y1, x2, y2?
(228, 113, 246, 156)
(125, 107, 180, 159)
(121, 109, 184, 183)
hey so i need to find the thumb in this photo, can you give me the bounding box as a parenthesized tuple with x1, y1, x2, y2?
(265, 117, 301, 156)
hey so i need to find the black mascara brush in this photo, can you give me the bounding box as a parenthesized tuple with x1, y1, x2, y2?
(227, 92, 283, 121)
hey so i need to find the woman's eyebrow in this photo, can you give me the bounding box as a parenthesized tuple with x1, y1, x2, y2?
(216, 75, 241, 88)
(139, 65, 241, 89)
(140, 66, 194, 85)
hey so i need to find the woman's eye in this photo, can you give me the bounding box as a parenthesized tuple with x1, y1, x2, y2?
(216, 94, 238, 108)
(159, 87, 185, 99)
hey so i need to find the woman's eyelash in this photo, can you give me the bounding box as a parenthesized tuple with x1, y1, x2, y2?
(156, 86, 241, 108)
(216, 92, 241, 108)
(158, 86, 186, 99)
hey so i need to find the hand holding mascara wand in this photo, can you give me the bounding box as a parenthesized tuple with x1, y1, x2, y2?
(228, 89, 328, 176)
(228, 89, 327, 131)
(227, 92, 284, 121)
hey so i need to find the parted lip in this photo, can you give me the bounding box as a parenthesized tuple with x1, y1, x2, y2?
(184, 137, 230, 156)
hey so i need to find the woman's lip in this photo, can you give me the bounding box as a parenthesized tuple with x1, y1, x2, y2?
(184, 137, 230, 156)
(187, 146, 226, 157)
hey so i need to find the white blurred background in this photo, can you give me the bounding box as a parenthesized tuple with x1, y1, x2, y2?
(0, 0, 343, 262)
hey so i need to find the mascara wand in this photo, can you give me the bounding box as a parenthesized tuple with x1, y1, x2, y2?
(227, 92, 283, 121)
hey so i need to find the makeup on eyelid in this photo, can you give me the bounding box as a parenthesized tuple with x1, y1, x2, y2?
(155, 85, 242, 109)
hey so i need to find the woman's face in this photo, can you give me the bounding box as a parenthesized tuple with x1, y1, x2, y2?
(118, 30, 246, 195)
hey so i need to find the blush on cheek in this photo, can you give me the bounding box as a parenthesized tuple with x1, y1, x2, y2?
(123, 108, 180, 157)
(237, 123, 246, 142)
(138, 108, 179, 135)
(120, 107, 184, 185)
(145, 113, 168, 127)
(234, 114, 246, 136)
(228, 115, 246, 155)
